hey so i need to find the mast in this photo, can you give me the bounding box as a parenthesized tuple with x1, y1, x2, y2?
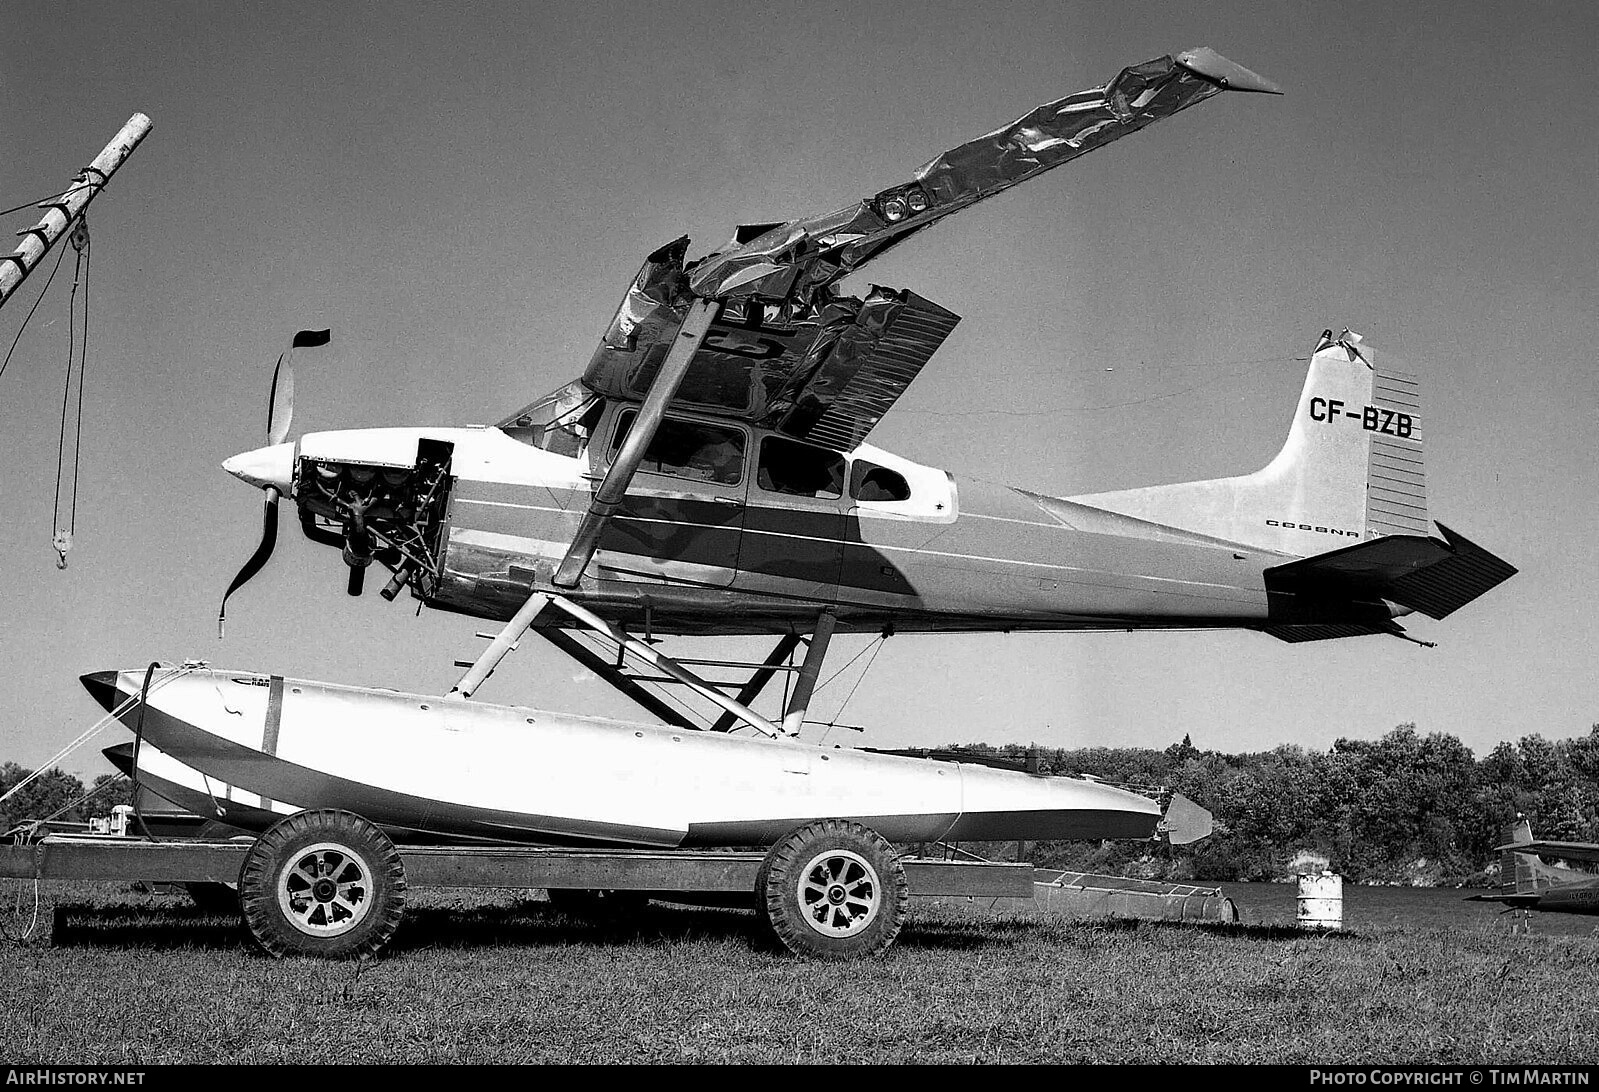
(0, 112, 152, 309)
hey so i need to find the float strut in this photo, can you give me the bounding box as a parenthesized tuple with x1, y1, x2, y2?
(781, 610, 837, 736)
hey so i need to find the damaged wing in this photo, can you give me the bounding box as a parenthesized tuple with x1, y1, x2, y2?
(573, 47, 1278, 448)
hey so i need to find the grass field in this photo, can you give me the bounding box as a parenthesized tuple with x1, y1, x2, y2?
(2, 882, 1597, 1065)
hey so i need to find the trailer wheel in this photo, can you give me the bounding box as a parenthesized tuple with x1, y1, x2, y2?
(238, 810, 407, 959)
(759, 819, 908, 959)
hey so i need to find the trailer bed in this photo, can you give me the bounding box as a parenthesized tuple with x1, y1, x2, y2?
(1, 834, 1035, 898)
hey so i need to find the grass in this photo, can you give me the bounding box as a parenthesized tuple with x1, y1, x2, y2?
(2, 882, 1597, 1064)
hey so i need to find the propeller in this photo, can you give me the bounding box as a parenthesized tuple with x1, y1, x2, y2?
(217, 329, 331, 637)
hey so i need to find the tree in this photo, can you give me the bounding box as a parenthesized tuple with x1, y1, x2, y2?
(0, 762, 88, 835)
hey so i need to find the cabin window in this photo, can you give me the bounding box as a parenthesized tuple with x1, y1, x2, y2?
(850, 461, 911, 502)
(611, 410, 745, 486)
(757, 436, 844, 499)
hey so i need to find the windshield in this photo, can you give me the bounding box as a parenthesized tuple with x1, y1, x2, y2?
(498, 380, 605, 457)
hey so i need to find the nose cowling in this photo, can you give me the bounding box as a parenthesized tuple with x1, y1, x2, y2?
(222, 442, 295, 493)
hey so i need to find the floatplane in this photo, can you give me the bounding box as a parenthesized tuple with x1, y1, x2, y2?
(80, 47, 1515, 957)
(1470, 819, 1599, 919)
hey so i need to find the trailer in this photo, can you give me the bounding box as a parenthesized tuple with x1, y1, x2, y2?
(2, 809, 1035, 960)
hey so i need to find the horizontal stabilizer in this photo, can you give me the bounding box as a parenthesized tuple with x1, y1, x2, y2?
(1498, 841, 1599, 865)
(1261, 621, 1407, 644)
(1265, 522, 1516, 621)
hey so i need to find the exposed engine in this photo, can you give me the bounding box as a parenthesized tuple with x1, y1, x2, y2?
(295, 438, 454, 600)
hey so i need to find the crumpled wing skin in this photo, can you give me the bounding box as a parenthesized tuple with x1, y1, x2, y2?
(577, 48, 1276, 448)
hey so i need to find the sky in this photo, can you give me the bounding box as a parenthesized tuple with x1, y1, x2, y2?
(1, 1, 1595, 780)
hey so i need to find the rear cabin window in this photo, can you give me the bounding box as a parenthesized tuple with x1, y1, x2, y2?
(849, 461, 911, 502)
(611, 411, 745, 486)
(757, 436, 844, 499)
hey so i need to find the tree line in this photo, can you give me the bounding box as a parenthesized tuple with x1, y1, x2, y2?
(940, 724, 1599, 885)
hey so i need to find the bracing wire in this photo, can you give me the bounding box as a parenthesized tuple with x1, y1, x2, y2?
(0, 181, 102, 220)
(0, 240, 68, 384)
(70, 234, 90, 534)
(50, 234, 90, 566)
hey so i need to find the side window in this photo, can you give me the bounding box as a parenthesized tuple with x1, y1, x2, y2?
(611, 411, 746, 486)
(850, 460, 911, 503)
(757, 436, 844, 499)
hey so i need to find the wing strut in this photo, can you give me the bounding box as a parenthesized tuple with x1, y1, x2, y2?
(554, 297, 721, 588)
(780, 609, 837, 736)
(709, 633, 804, 733)
(447, 591, 552, 699)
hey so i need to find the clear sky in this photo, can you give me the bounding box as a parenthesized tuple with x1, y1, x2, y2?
(2, 1, 1594, 779)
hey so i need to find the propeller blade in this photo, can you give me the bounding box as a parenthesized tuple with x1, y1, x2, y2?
(266, 354, 294, 447)
(264, 329, 328, 446)
(217, 487, 280, 637)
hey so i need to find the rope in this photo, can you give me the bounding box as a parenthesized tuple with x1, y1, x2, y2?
(0, 664, 188, 809)
(0, 181, 102, 220)
(0, 240, 68, 384)
(50, 232, 90, 567)
(71, 234, 90, 534)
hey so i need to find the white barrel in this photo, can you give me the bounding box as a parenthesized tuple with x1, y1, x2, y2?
(1297, 871, 1343, 929)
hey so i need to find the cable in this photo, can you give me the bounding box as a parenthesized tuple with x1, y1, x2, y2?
(69, 235, 90, 535)
(812, 634, 884, 695)
(0, 181, 102, 220)
(0, 664, 189, 809)
(0, 239, 68, 384)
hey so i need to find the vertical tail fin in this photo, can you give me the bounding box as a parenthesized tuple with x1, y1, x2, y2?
(1500, 817, 1540, 897)
(1069, 329, 1427, 556)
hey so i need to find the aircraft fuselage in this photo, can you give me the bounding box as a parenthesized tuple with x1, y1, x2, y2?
(248, 398, 1359, 638)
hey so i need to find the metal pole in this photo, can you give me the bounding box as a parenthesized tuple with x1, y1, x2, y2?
(447, 592, 551, 698)
(553, 296, 720, 587)
(781, 610, 837, 735)
(0, 113, 152, 309)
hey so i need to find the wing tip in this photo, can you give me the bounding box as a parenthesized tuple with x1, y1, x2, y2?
(1176, 46, 1283, 95)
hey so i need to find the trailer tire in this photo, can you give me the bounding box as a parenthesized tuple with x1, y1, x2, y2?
(238, 809, 406, 959)
(759, 819, 908, 959)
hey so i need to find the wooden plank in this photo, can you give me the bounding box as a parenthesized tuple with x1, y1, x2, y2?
(400, 847, 765, 892)
(2, 839, 1036, 899)
(1, 839, 246, 883)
